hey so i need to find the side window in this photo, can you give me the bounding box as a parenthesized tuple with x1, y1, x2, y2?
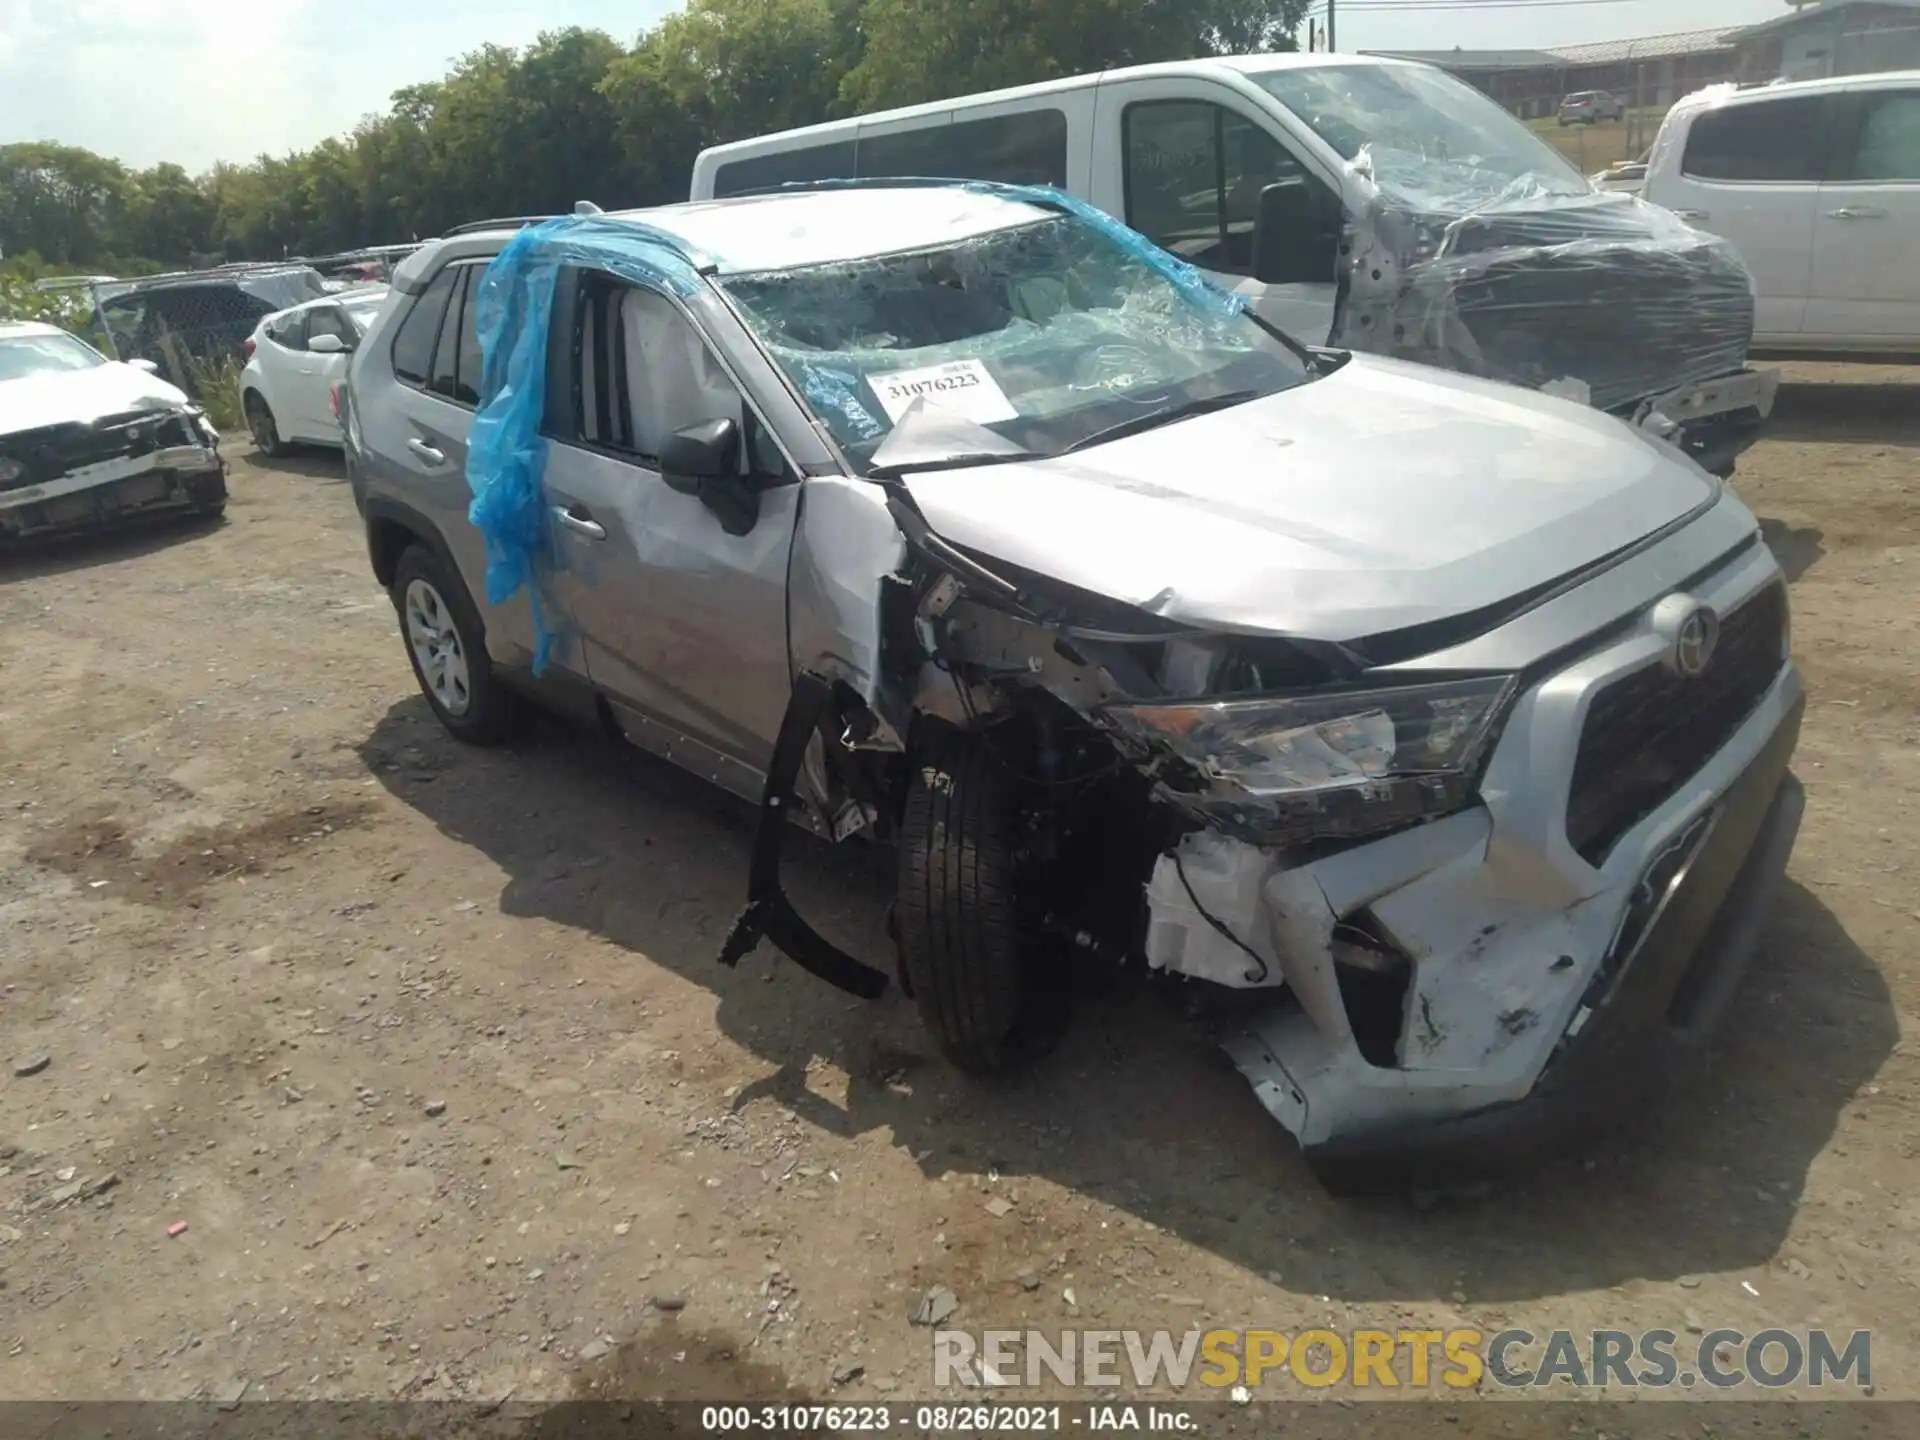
(1681, 97, 1831, 181)
(266, 312, 306, 350)
(453, 279, 486, 405)
(1123, 100, 1320, 276)
(306, 307, 353, 348)
(425, 269, 468, 401)
(1843, 91, 1920, 181)
(389, 264, 460, 385)
(567, 277, 784, 479)
(858, 109, 1069, 186)
(712, 139, 857, 197)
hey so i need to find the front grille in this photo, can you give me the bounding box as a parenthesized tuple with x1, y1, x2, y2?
(1566, 582, 1787, 865)
(0, 412, 197, 492)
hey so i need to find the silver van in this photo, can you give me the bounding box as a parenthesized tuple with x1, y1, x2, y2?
(343, 182, 1803, 1188)
(694, 54, 1776, 476)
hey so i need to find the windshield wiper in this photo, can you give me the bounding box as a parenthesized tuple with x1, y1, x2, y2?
(868, 448, 1038, 481)
(1058, 390, 1261, 456)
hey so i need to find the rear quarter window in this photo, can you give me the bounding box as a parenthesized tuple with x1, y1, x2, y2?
(712, 139, 858, 197)
(1681, 95, 1831, 181)
(388, 265, 461, 385)
(857, 108, 1069, 187)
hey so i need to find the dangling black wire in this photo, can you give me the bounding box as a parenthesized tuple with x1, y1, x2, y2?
(1172, 848, 1270, 985)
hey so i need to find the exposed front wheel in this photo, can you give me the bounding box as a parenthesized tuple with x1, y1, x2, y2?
(895, 728, 1065, 1074)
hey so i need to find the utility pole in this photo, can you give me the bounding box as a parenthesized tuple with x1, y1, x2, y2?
(1326, 0, 1337, 52)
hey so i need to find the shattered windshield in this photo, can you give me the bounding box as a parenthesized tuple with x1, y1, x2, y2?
(1251, 64, 1589, 198)
(716, 214, 1310, 474)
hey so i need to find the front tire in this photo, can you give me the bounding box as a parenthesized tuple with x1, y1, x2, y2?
(895, 728, 1062, 1074)
(391, 544, 518, 745)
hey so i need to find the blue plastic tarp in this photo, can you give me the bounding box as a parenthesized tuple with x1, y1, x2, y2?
(464, 216, 705, 673)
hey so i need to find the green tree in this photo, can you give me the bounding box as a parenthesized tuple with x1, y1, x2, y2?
(0, 143, 131, 267)
(3, 1, 1312, 265)
(603, 0, 862, 202)
(842, 0, 1303, 111)
(124, 163, 217, 266)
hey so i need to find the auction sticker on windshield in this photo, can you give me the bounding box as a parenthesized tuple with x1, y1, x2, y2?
(868, 360, 1018, 425)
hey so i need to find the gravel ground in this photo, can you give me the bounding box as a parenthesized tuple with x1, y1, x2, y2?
(0, 365, 1914, 1428)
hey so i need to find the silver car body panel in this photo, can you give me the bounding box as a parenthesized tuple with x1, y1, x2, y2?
(902, 354, 1717, 639)
(345, 194, 1800, 1162)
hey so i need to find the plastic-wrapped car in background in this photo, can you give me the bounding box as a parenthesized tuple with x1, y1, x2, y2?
(1334, 145, 1755, 415)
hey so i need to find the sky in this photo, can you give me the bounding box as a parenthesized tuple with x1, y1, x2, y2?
(1, 0, 1790, 173)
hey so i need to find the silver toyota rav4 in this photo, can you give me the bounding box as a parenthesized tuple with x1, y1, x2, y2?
(343, 181, 1804, 1188)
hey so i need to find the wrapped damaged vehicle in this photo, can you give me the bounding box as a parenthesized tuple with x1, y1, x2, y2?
(0, 322, 226, 543)
(343, 182, 1804, 1188)
(692, 54, 1777, 478)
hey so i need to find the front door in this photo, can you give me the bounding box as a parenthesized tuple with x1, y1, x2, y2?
(1807, 83, 1920, 344)
(1089, 76, 1341, 343)
(541, 272, 798, 802)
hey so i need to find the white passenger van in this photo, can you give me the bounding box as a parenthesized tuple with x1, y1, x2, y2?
(691, 54, 1776, 475)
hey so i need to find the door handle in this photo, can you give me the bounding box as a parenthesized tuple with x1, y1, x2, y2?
(1824, 205, 1887, 220)
(406, 437, 447, 466)
(552, 504, 606, 541)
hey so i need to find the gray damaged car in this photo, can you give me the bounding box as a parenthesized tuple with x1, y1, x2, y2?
(343, 182, 1804, 1188)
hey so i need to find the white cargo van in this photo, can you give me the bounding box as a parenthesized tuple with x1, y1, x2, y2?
(692, 54, 1777, 475)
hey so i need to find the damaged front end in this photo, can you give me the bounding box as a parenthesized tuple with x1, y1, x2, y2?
(1332, 147, 1776, 478)
(706, 180, 1803, 1188)
(727, 474, 1804, 1188)
(0, 404, 225, 542)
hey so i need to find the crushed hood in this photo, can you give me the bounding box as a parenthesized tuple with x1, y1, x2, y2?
(0, 364, 194, 438)
(902, 353, 1716, 642)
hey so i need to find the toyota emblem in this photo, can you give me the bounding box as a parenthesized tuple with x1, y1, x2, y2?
(1651, 594, 1720, 679)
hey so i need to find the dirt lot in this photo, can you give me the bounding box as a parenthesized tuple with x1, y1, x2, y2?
(1, 365, 1915, 1423)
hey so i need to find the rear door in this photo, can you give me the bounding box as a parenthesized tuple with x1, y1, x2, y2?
(539, 270, 800, 802)
(289, 304, 357, 438)
(255, 310, 308, 433)
(1654, 92, 1837, 343)
(1806, 81, 1920, 344)
(1090, 76, 1342, 342)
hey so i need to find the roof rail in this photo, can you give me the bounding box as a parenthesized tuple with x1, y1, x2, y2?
(442, 215, 561, 237)
(717, 175, 1049, 202)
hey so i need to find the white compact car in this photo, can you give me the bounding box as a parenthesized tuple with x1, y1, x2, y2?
(238, 287, 388, 454)
(1644, 71, 1920, 356)
(0, 321, 225, 542)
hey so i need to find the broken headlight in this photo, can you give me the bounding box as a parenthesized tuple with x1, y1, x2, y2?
(1106, 675, 1515, 842)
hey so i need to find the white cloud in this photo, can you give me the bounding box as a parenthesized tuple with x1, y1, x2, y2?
(1, 0, 336, 169)
(2, 0, 676, 172)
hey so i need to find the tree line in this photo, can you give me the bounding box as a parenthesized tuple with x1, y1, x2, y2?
(0, 0, 1302, 274)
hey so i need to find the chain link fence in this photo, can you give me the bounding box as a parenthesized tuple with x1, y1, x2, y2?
(91, 266, 331, 391)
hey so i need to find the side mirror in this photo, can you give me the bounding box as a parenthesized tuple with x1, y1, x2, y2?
(1252, 180, 1340, 287)
(660, 417, 759, 536)
(307, 332, 349, 355)
(128, 358, 160, 376)
(660, 417, 740, 489)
